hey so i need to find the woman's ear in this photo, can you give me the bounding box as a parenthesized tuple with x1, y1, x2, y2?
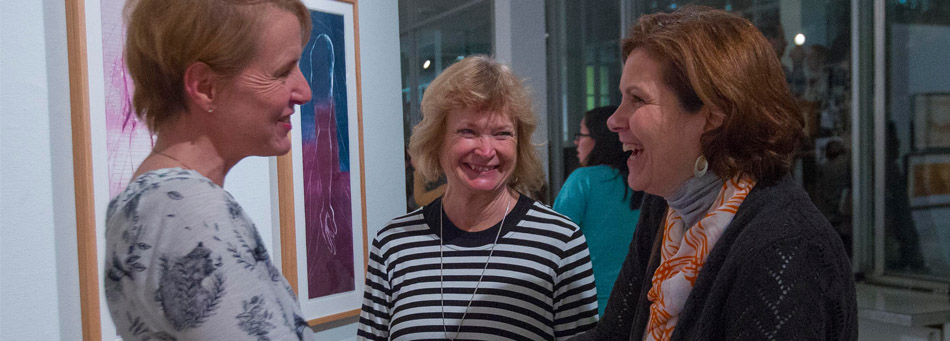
(704, 106, 725, 132)
(183, 62, 216, 112)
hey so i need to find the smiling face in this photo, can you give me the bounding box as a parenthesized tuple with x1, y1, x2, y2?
(439, 108, 518, 197)
(575, 119, 595, 166)
(607, 48, 710, 198)
(212, 6, 312, 159)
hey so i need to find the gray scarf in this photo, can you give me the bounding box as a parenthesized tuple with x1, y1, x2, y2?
(665, 170, 724, 229)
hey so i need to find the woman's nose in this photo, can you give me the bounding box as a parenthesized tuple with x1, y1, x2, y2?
(474, 136, 496, 157)
(607, 108, 625, 132)
(291, 68, 313, 105)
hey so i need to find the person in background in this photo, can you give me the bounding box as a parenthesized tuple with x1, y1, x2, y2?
(358, 55, 598, 340)
(884, 121, 926, 271)
(574, 6, 856, 340)
(104, 0, 314, 339)
(815, 139, 852, 252)
(553, 105, 643, 317)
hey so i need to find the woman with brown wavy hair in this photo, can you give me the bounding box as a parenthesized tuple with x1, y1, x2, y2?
(574, 6, 856, 340)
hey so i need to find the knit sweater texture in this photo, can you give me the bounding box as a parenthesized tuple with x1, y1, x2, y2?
(572, 175, 858, 340)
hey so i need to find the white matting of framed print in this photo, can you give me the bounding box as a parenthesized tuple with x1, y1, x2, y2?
(68, 0, 152, 338)
(275, 0, 368, 326)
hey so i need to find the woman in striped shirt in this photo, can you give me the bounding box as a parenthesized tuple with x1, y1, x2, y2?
(357, 55, 599, 340)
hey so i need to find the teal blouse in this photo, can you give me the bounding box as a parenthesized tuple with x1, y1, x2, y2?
(553, 165, 640, 317)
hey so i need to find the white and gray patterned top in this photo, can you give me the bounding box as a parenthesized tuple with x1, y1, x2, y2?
(104, 168, 314, 341)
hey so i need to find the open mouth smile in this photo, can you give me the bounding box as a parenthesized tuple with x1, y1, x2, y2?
(466, 163, 498, 173)
(622, 144, 644, 158)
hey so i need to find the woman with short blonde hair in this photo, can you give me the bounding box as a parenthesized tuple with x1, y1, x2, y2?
(105, 1, 314, 339)
(359, 55, 598, 340)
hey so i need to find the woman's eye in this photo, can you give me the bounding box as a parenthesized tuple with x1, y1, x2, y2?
(457, 129, 476, 137)
(276, 65, 297, 79)
(624, 95, 647, 110)
(494, 131, 514, 139)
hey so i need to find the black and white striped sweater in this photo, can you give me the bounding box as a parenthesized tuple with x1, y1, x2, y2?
(358, 194, 599, 340)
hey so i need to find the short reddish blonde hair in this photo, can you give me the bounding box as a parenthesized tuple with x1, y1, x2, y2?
(125, 0, 311, 131)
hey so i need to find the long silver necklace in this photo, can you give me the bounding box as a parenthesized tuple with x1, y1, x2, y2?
(440, 194, 511, 340)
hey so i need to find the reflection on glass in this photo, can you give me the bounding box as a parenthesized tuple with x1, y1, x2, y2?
(885, 0, 950, 280)
(551, 0, 623, 181)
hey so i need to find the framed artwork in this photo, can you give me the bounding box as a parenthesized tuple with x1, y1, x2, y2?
(913, 93, 950, 150)
(67, 0, 365, 337)
(907, 153, 950, 208)
(276, 0, 367, 325)
(68, 0, 150, 339)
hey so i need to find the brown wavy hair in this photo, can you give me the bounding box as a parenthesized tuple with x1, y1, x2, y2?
(621, 6, 803, 184)
(408, 55, 544, 195)
(124, 0, 311, 132)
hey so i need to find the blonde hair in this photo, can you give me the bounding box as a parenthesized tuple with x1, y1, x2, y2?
(124, 0, 311, 131)
(408, 55, 544, 195)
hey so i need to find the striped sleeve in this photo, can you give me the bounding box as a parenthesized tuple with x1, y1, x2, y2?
(358, 237, 391, 340)
(546, 210, 599, 339)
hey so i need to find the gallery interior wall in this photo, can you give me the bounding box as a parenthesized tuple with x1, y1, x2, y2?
(494, 0, 550, 180)
(2, 0, 73, 339)
(0, 0, 404, 339)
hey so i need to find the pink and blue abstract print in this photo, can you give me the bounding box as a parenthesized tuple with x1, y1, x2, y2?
(299, 10, 355, 300)
(102, 0, 153, 197)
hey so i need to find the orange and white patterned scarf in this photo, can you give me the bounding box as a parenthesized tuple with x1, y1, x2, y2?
(644, 175, 756, 341)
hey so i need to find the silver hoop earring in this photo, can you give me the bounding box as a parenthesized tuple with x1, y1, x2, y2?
(694, 155, 708, 177)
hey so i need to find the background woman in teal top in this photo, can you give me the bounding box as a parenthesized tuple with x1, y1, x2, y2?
(553, 105, 643, 316)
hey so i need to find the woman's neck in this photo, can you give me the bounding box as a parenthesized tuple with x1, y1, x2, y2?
(441, 186, 516, 232)
(134, 122, 238, 186)
(665, 171, 723, 229)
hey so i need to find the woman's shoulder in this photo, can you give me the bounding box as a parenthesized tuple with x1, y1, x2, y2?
(743, 176, 828, 225)
(568, 165, 619, 180)
(106, 168, 229, 222)
(116, 168, 218, 197)
(372, 207, 430, 244)
(521, 196, 583, 237)
(730, 176, 843, 253)
(558, 166, 619, 198)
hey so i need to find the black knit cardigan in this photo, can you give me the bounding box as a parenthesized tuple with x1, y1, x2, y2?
(572, 175, 858, 340)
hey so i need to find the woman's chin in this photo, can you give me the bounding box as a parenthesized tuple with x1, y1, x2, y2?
(272, 146, 292, 157)
(626, 175, 647, 193)
(459, 178, 507, 194)
(268, 139, 293, 156)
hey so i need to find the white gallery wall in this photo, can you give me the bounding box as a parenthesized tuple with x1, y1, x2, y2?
(1, 0, 75, 339)
(0, 0, 404, 339)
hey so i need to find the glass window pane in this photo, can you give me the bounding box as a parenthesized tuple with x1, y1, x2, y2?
(884, 0, 950, 280)
(549, 0, 622, 183)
